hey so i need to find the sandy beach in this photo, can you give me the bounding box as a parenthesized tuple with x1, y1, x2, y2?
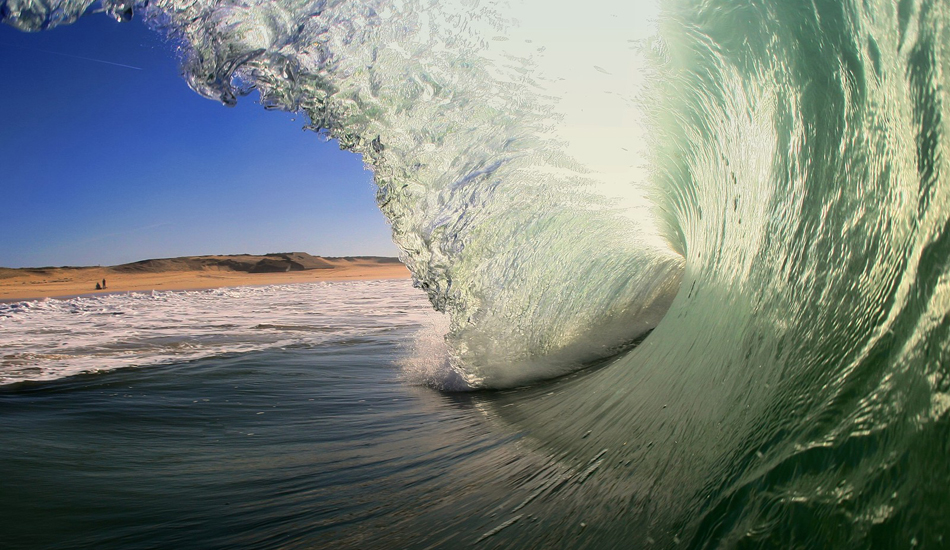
(0, 253, 410, 302)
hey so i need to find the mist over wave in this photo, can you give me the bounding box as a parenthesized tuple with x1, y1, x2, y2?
(4, 0, 950, 546)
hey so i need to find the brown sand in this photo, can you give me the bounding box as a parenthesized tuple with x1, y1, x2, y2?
(0, 253, 410, 302)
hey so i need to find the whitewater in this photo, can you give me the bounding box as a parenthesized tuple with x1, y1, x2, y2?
(0, 280, 435, 385)
(2, 0, 950, 547)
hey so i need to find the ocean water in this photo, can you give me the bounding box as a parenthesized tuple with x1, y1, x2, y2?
(3, 0, 950, 547)
(0, 281, 534, 549)
(0, 280, 436, 385)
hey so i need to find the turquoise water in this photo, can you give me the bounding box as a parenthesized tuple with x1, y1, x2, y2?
(4, 0, 950, 547)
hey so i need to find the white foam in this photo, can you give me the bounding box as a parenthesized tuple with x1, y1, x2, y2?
(0, 279, 436, 385)
(397, 311, 472, 391)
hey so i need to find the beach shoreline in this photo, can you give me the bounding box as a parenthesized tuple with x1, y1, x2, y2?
(0, 253, 411, 302)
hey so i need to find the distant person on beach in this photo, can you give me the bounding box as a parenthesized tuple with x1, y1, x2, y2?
(102, 278, 107, 289)
(96, 283, 102, 290)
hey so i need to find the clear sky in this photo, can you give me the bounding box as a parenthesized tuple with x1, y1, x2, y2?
(0, 13, 399, 268)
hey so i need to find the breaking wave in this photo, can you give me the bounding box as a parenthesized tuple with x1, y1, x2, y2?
(4, 0, 950, 545)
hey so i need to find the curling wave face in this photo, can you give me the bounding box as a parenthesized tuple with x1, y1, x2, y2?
(497, 0, 950, 546)
(4, 0, 950, 545)
(4, 0, 683, 388)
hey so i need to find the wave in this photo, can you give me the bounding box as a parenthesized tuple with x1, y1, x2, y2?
(4, 0, 950, 545)
(4, 0, 684, 388)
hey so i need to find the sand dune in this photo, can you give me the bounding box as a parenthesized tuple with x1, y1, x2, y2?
(0, 253, 410, 302)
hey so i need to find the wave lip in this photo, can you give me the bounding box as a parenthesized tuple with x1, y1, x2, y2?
(2, 0, 680, 387)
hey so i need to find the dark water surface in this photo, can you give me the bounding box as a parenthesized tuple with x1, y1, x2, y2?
(0, 341, 534, 549)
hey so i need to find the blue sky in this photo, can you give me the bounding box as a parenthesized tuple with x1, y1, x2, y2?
(0, 13, 399, 268)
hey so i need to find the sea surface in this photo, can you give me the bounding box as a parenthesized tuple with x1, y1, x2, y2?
(0, 281, 538, 548)
(0, 280, 434, 386)
(3, 0, 950, 547)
